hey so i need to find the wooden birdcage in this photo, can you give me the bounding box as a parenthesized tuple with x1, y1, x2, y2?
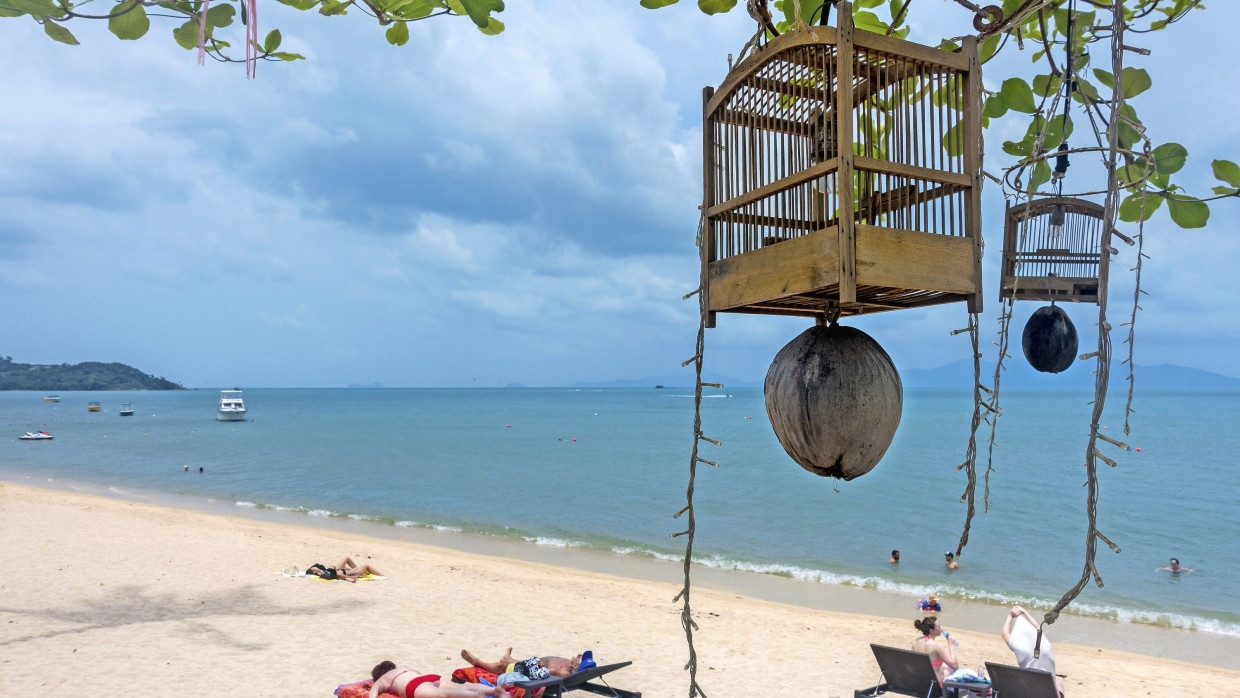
(1000, 196, 1133, 304)
(700, 3, 983, 328)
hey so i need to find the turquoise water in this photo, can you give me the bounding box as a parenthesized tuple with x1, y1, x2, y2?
(3, 386, 1237, 638)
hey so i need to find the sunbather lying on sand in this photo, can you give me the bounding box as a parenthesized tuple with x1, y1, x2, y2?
(370, 661, 504, 698)
(460, 647, 582, 678)
(308, 556, 381, 582)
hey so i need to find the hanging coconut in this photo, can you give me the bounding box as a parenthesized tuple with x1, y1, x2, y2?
(1022, 304, 1079, 373)
(764, 322, 903, 481)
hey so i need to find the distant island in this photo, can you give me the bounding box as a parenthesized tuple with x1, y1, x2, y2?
(0, 356, 185, 391)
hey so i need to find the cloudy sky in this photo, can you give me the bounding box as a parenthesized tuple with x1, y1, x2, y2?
(2, 2, 1237, 388)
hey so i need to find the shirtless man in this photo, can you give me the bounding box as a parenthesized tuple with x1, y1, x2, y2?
(460, 648, 582, 678)
(944, 551, 959, 570)
(369, 661, 504, 698)
(1157, 557, 1193, 573)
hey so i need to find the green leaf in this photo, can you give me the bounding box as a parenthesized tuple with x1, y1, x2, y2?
(1032, 74, 1061, 98)
(476, 16, 503, 35)
(172, 20, 201, 50)
(269, 51, 306, 61)
(43, 19, 79, 44)
(262, 28, 282, 52)
(982, 94, 1008, 120)
(458, 0, 498, 28)
(978, 34, 1000, 63)
(1118, 191, 1163, 223)
(319, 0, 350, 15)
(856, 0, 883, 7)
(1212, 159, 1240, 188)
(7, 0, 66, 19)
(1212, 186, 1240, 196)
(1002, 139, 1032, 157)
(943, 122, 964, 158)
(1028, 160, 1051, 191)
(207, 3, 235, 27)
(639, 0, 679, 7)
(1149, 143, 1187, 176)
(385, 20, 409, 45)
(274, 0, 320, 9)
(853, 10, 888, 34)
(998, 78, 1036, 114)
(1166, 195, 1209, 228)
(1092, 68, 1114, 90)
(1120, 67, 1152, 99)
(697, 0, 735, 14)
(109, 1, 151, 40)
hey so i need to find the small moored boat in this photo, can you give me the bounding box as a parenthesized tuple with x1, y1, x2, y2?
(44, 395, 61, 403)
(217, 389, 247, 421)
(19, 431, 53, 440)
(87, 401, 102, 412)
(120, 403, 135, 416)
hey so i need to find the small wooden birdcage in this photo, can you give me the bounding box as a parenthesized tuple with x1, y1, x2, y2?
(1000, 197, 1133, 304)
(701, 3, 983, 327)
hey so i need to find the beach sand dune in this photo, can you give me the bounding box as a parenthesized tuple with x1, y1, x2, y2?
(2, 483, 1236, 696)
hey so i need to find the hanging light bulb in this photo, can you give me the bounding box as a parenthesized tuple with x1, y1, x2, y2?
(1049, 204, 1066, 231)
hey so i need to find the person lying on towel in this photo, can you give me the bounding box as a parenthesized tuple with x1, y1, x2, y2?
(460, 648, 585, 680)
(370, 661, 504, 698)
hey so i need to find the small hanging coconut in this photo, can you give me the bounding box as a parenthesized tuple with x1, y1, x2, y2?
(764, 322, 903, 481)
(1022, 304, 1079, 374)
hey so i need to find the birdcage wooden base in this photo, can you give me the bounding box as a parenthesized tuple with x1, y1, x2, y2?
(1001, 276, 1099, 304)
(706, 224, 978, 322)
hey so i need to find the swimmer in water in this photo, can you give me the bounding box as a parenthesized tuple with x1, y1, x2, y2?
(1157, 557, 1193, 574)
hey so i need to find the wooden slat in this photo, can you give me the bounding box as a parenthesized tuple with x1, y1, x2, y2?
(855, 225, 979, 295)
(715, 106, 814, 139)
(706, 226, 841, 311)
(854, 156, 971, 186)
(960, 35, 983, 313)
(702, 86, 717, 328)
(836, 1, 857, 304)
(706, 158, 840, 218)
(852, 28, 970, 72)
(711, 210, 819, 235)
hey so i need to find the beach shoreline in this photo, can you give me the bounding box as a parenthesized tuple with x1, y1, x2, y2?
(3, 478, 1240, 696)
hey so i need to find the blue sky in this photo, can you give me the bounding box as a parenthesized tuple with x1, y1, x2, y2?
(2, 2, 1237, 388)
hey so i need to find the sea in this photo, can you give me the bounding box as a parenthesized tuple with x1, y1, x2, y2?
(3, 386, 1238, 663)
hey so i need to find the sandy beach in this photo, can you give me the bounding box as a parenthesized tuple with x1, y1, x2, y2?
(2, 481, 1237, 697)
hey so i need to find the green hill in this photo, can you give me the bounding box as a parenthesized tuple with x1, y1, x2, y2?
(0, 356, 185, 391)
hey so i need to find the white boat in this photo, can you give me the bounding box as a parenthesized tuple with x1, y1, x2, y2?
(120, 403, 135, 416)
(216, 389, 247, 421)
(44, 395, 61, 403)
(19, 431, 53, 440)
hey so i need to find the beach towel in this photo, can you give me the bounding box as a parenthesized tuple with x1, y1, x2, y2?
(335, 679, 398, 698)
(450, 667, 544, 698)
(1008, 614, 1057, 673)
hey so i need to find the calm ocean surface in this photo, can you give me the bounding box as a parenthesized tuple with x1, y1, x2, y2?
(3, 386, 1237, 640)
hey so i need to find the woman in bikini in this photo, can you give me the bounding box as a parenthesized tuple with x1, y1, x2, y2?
(307, 556, 381, 582)
(369, 661, 505, 698)
(911, 615, 957, 682)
